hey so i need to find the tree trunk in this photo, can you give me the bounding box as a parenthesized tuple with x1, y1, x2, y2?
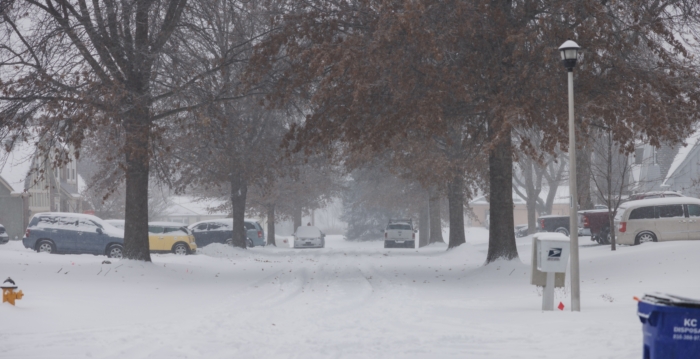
(122, 108, 152, 261)
(577, 144, 593, 210)
(267, 203, 276, 246)
(230, 170, 248, 248)
(293, 206, 302, 230)
(428, 186, 444, 243)
(524, 159, 539, 235)
(447, 174, 465, 248)
(419, 195, 429, 247)
(607, 134, 616, 251)
(486, 131, 519, 263)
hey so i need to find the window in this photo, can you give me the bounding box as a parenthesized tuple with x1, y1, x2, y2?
(656, 205, 684, 218)
(688, 205, 700, 217)
(629, 207, 655, 220)
(194, 223, 208, 231)
(634, 148, 644, 165)
(244, 222, 256, 230)
(78, 219, 99, 229)
(164, 227, 186, 234)
(56, 217, 78, 226)
(207, 223, 223, 231)
(387, 224, 412, 230)
(148, 226, 164, 234)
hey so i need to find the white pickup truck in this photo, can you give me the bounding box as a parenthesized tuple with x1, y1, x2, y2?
(384, 219, 415, 248)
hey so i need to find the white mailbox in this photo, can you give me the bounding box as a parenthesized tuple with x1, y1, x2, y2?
(536, 235, 571, 273)
(532, 233, 570, 311)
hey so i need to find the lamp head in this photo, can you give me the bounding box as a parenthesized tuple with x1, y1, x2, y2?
(559, 40, 580, 71)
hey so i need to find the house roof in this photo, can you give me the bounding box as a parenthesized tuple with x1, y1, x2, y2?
(662, 129, 700, 187)
(0, 138, 38, 194)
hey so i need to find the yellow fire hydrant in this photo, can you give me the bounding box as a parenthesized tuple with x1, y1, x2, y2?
(2, 277, 24, 306)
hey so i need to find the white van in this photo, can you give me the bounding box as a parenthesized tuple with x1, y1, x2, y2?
(614, 197, 700, 245)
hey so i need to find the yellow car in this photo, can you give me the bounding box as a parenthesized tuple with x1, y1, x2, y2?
(148, 222, 197, 255)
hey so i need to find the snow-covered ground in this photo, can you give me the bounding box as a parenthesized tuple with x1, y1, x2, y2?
(1, 228, 699, 358)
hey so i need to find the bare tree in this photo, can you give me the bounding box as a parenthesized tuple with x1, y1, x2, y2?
(589, 128, 633, 251)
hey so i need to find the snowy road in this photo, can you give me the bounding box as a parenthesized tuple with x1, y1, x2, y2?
(2, 228, 699, 358)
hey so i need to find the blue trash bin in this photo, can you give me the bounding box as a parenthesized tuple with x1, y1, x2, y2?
(638, 293, 700, 359)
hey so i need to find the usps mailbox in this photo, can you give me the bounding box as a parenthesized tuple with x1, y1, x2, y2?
(533, 233, 570, 311)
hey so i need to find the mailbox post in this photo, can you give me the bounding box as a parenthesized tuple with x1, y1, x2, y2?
(533, 233, 571, 311)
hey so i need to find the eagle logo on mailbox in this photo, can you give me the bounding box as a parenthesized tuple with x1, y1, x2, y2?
(547, 248, 562, 261)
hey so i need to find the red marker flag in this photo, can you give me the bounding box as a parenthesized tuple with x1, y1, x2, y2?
(558, 302, 565, 311)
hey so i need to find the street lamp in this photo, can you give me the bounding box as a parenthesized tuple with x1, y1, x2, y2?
(559, 39, 581, 312)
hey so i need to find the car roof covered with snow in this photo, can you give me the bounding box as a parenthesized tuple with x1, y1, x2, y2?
(188, 218, 260, 229)
(295, 226, 322, 238)
(148, 221, 188, 228)
(619, 196, 700, 210)
(32, 212, 106, 221)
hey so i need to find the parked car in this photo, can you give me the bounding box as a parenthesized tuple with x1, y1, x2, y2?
(538, 215, 571, 235)
(104, 219, 125, 229)
(148, 222, 197, 255)
(614, 197, 700, 245)
(293, 225, 325, 248)
(578, 209, 613, 244)
(626, 191, 684, 202)
(188, 219, 265, 247)
(22, 212, 124, 258)
(0, 224, 9, 244)
(514, 224, 529, 238)
(384, 218, 416, 248)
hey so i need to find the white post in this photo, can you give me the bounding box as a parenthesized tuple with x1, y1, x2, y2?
(543, 272, 555, 311)
(568, 70, 581, 312)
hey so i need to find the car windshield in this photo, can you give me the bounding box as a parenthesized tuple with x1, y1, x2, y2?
(387, 224, 411, 230)
(164, 227, 189, 235)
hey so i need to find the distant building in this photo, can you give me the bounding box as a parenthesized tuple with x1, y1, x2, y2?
(0, 135, 83, 240)
(468, 187, 571, 227)
(152, 196, 229, 225)
(631, 130, 700, 197)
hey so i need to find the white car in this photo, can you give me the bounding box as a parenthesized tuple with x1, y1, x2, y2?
(384, 219, 415, 248)
(615, 197, 700, 245)
(293, 226, 325, 248)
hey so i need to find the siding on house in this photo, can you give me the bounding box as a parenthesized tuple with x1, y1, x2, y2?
(0, 184, 26, 240)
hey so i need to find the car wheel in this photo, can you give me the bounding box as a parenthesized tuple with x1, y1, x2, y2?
(597, 229, 610, 244)
(36, 239, 55, 254)
(226, 238, 233, 246)
(246, 238, 253, 248)
(634, 232, 657, 245)
(554, 227, 569, 236)
(173, 243, 189, 255)
(107, 244, 124, 259)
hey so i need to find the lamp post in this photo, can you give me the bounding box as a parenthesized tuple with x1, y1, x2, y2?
(559, 40, 581, 312)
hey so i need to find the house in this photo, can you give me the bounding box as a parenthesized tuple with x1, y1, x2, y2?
(468, 186, 571, 227)
(0, 134, 83, 240)
(632, 130, 700, 197)
(152, 196, 229, 225)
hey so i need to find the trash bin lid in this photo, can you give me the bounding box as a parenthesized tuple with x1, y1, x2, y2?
(642, 292, 700, 309)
